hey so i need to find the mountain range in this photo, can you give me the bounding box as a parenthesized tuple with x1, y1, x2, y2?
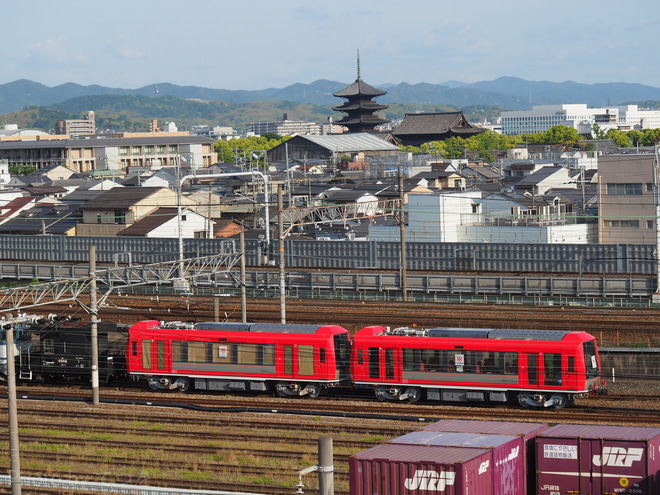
(2, 77, 660, 116)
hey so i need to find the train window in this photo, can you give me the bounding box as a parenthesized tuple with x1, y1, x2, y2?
(402, 348, 421, 371)
(319, 348, 326, 364)
(172, 341, 188, 362)
(357, 349, 363, 365)
(237, 343, 258, 364)
(298, 345, 314, 376)
(262, 344, 275, 365)
(157, 341, 165, 370)
(132, 341, 137, 357)
(43, 339, 54, 354)
(188, 342, 209, 363)
(544, 353, 562, 385)
(568, 356, 574, 373)
(368, 347, 380, 379)
(142, 340, 152, 369)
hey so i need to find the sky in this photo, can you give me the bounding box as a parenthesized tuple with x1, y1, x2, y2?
(3, 0, 659, 91)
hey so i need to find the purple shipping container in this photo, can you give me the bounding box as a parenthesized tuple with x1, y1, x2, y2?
(422, 420, 549, 495)
(536, 424, 660, 495)
(350, 443, 493, 495)
(389, 432, 525, 495)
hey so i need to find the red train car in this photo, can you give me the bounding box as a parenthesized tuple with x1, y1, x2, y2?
(350, 326, 606, 408)
(127, 320, 351, 396)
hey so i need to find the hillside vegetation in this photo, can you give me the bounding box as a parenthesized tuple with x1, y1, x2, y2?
(6, 94, 469, 133)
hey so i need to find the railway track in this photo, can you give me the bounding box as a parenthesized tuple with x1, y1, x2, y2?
(18, 294, 660, 347)
(8, 385, 660, 427)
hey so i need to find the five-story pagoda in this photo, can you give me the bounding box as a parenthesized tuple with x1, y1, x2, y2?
(332, 52, 389, 133)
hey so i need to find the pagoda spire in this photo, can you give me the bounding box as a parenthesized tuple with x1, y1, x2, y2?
(357, 49, 361, 80)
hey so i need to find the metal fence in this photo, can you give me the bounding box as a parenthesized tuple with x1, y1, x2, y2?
(0, 235, 656, 275)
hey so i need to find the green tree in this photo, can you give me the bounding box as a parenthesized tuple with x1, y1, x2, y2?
(477, 150, 495, 163)
(9, 165, 36, 176)
(542, 125, 582, 144)
(605, 129, 632, 147)
(592, 123, 606, 140)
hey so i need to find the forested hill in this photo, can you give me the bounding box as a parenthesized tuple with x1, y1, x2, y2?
(2, 77, 660, 115)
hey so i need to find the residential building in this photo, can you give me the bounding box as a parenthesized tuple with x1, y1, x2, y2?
(77, 186, 196, 237)
(56, 111, 96, 137)
(117, 207, 211, 238)
(0, 134, 216, 173)
(245, 117, 323, 136)
(501, 104, 660, 136)
(597, 153, 657, 244)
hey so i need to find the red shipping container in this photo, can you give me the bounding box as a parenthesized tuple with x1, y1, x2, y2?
(422, 420, 549, 495)
(389, 432, 525, 495)
(536, 424, 660, 495)
(350, 443, 493, 495)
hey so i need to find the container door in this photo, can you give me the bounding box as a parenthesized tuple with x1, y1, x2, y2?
(589, 439, 648, 494)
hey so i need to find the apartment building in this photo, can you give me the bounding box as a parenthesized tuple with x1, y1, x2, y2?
(501, 104, 660, 136)
(597, 153, 658, 244)
(0, 134, 217, 173)
(56, 111, 96, 137)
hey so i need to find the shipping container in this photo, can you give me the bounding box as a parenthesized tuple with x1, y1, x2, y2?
(536, 424, 660, 495)
(389, 432, 525, 495)
(350, 443, 493, 495)
(422, 420, 549, 495)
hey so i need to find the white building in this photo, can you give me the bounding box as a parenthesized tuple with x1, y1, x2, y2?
(501, 104, 660, 136)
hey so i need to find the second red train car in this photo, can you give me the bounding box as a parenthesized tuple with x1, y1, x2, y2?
(350, 326, 606, 408)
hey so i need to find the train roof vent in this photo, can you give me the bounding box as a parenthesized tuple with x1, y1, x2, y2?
(427, 328, 491, 339)
(487, 329, 569, 340)
(248, 323, 322, 334)
(194, 322, 252, 331)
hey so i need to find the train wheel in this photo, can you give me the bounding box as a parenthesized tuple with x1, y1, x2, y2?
(175, 377, 190, 392)
(306, 384, 321, 398)
(148, 377, 162, 391)
(406, 387, 422, 403)
(550, 394, 567, 409)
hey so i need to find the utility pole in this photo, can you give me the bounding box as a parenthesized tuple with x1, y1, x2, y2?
(398, 166, 408, 301)
(240, 230, 247, 323)
(6, 320, 22, 494)
(278, 185, 286, 323)
(89, 245, 99, 405)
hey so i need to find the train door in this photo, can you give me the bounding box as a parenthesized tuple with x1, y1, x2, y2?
(527, 353, 539, 387)
(543, 352, 563, 386)
(283, 345, 294, 376)
(141, 339, 170, 374)
(368, 347, 380, 379)
(367, 347, 396, 381)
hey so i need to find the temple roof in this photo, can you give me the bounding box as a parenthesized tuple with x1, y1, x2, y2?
(333, 78, 387, 98)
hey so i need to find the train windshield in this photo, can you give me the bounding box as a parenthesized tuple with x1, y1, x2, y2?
(583, 339, 600, 378)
